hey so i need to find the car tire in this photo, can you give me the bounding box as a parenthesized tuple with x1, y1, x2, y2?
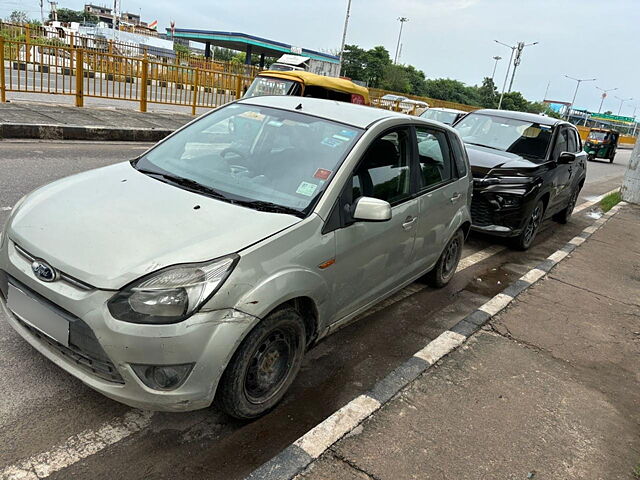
(426, 229, 464, 288)
(511, 200, 544, 251)
(553, 187, 580, 224)
(216, 307, 306, 420)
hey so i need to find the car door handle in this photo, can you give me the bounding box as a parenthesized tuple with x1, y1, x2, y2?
(450, 193, 462, 203)
(402, 216, 417, 230)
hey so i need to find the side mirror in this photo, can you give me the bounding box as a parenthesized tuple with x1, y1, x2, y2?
(558, 151, 576, 164)
(352, 197, 392, 222)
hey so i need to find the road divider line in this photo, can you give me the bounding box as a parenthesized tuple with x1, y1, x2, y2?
(1, 207, 12, 211)
(1, 411, 153, 480)
(245, 202, 628, 480)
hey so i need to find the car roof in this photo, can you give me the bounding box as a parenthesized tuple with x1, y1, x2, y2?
(237, 95, 412, 128)
(469, 108, 567, 127)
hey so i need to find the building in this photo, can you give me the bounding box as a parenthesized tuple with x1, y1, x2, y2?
(84, 4, 149, 29)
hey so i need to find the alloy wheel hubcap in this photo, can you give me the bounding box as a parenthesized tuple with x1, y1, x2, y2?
(524, 205, 542, 244)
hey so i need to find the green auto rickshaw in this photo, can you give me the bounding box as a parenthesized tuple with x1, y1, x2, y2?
(584, 128, 619, 163)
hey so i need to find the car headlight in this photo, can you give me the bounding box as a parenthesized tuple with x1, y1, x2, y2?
(108, 255, 239, 324)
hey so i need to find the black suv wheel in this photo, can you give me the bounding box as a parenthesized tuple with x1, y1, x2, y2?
(512, 200, 544, 251)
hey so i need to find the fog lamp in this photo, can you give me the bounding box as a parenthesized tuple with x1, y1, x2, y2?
(131, 363, 194, 391)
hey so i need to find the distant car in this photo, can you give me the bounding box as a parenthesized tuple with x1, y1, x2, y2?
(1, 96, 472, 419)
(420, 107, 466, 125)
(454, 109, 587, 250)
(378, 94, 429, 115)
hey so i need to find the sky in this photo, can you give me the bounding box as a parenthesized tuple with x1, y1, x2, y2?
(2, 0, 639, 117)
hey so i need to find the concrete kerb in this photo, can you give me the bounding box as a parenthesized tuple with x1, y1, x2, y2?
(245, 201, 628, 480)
(0, 123, 174, 142)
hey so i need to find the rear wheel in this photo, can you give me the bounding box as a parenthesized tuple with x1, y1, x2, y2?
(553, 187, 579, 224)
(216, 307, 306, 420)
(426, 229, 464, 288)
(512, 200, 544, 251)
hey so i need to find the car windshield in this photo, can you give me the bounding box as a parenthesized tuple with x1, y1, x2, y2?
(134, 104, 363, 215)
(588, 131, 607, 141)
(454, 113, 553, 161)
(244, 76, 298, 98)
(420, 109, 459, 125)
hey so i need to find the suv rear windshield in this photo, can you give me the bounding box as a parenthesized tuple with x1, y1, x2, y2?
(420, 109, 459, 125)
(454, 113, 553, 161)
(134, 104, 363, 215)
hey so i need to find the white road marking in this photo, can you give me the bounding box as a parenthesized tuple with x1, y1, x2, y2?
(1, 207, 12, 211)
(414, 330, 466, 365)
(0, 411, 153, 480)
(574, 187, 620, 214)
(519, 268, 547, 284)
(478, 293, 514, 316)
(294, 395, 380, 458)
(457, 244, 505, 272)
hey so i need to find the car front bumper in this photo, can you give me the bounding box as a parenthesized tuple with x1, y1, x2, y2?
(0, 237, 257, 412)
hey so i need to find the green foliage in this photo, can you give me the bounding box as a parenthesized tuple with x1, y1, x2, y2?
(173, 43, 190, 55)
(7, 10, 29, 24)
(341, 44, 392, 88)
(424, 78, 481, 106)
(478, 77, 498, 108)
(51, 8, 98, 23)
(600, 190, 621, 212)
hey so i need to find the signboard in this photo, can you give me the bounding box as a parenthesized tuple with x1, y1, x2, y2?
(290, 46, 303, 55)
(590, 113, 634, 123)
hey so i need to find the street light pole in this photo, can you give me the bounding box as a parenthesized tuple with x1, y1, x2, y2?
(564, 75, 596, 119)
(394, 17, 409, 64)
(338, 0, 353, 77)
(495, 40, 515, 109)
(490, 55, 501, 81)
(615, 96, 633, 116)
(595, 86, 618, 113)
(507, 41, 538, 92)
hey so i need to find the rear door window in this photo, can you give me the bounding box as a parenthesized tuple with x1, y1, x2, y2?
(415, 127, 454, 190)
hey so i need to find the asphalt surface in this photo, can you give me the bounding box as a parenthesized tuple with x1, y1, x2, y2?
(0, 142, 631, 480)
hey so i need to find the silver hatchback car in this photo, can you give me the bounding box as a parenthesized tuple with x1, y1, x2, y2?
(0, 96, 472, 419)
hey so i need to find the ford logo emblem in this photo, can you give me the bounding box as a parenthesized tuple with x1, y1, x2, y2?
(31, 260, 57, 282)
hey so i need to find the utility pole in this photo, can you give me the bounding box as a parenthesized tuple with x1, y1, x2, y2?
(596, 86, 617, 113)
(490, 55, 501, 81)
(338, 0, 353, 77)
(495, 40, 515, 109)
(508, 41, 538, 92)
(40, 0, 45, 24)
(621, 134, 640, 204)
(48, 1, 58, 21)
(543, 80, 551, 100)
(394, 17, 408, 64)
(615, 95, 633, 116)
(564, 75, 596, 119)
(112, 0, 120, 30)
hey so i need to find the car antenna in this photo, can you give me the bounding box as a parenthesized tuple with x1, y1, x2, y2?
(295, 103, 303, 110)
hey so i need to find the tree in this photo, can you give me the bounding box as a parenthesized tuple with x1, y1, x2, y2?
(51, 8, 98, 23)
(477, 77, 498, 108)
(424, 78, 480, 106)
(7, 10, 29, 24)
(380, 64, 411, 93)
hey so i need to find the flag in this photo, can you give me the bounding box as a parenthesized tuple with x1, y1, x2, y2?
(148, 20, 158, 30)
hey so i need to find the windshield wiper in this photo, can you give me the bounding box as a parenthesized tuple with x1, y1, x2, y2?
(232, 200, 304, 218)
(137, 169, 229, 200)
(466, 142, 504, 152)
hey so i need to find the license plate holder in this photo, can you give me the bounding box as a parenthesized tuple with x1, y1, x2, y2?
(7, 282, 70, 347)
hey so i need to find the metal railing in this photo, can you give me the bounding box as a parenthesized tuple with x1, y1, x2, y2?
(1, 37, 254, 114)
(369, 87, 478, 115)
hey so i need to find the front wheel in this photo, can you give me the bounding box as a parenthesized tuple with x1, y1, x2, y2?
(512, 200, 544, 251)
(216, 307, 306, 420)
(426, 229, 464, 288)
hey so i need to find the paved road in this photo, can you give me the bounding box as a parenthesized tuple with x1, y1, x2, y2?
(0, 142, 631, 480)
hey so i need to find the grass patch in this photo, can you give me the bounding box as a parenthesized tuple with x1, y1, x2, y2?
(633, 463, 640, 479)
(600, 190, 622, 212)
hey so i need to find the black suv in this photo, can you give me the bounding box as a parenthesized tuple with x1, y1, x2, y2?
(453, 109, 587, 250)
